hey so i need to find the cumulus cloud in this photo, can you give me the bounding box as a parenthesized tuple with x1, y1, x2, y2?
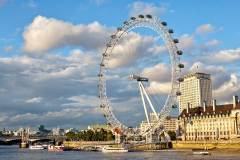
(213, 74, 240, 103)
(129, 1, 166, 16)
(146, 81, 171, 95)
(0, 49, 102, 128)
(25, 97, 42, 103)
(108, 32, 155, 68)
(141, 63, 171, 82)
(196, 24, 215, 35)
(23, 16, 110, 53)
(205, 39, 221, 47)
(178, 34, 195, 53)
(64, 95, 99, 107)
(200, 39, 221, 52)
(208, 48, 240, 63)
(190, 61, 229, 88)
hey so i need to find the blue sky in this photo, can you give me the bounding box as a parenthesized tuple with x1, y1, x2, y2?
(0, 0, 240, 130)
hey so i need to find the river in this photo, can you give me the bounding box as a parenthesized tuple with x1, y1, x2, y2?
(1, 145, 240, 160)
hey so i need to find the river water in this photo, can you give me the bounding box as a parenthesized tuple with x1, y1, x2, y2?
(1, 145, 240, 160)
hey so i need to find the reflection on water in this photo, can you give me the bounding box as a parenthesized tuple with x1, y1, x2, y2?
(1, 145, 240, 160)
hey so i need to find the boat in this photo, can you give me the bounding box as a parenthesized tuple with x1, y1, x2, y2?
(102, 146, 128, 153)
(193, 151, 210, 155)
(48, 145, 64, 152)
(29, 145, 44, 150)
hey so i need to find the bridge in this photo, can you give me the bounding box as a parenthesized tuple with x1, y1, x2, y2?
(0, 135, 66, 145)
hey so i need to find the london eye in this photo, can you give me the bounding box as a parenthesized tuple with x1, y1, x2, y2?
(98, 15, 184, 140)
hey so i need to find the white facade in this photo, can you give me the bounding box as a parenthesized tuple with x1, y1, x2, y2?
(140, 113, 177, 134)
(52, 127, 65, 136)
(178, 96, 240, 141)
(179, 72, 212, 113)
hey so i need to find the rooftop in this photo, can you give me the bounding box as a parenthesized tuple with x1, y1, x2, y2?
(183, 72, 211, 79)
(179, 103, 240, 118)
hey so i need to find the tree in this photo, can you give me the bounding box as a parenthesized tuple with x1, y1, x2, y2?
(167, 131, 176, 140)
(66, 131, 77, 141)
(39, 125, 45, 132)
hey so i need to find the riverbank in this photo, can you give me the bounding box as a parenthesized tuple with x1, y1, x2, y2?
(63, 141, 170, 151)
(172, 140, 240, 150)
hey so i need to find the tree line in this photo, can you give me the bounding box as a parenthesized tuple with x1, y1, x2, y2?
(66, 128, 115, 141)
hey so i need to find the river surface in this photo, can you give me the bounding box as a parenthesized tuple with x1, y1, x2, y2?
(1, 145, 240, 160)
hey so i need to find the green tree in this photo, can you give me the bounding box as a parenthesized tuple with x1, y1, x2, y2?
(167, 131, 176, 140)
(66, 131, 76, 141)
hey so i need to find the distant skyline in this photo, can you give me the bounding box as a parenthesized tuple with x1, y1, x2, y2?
(0, 0, 240, 129)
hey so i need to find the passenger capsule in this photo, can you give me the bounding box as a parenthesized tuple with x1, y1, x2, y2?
(173, 39, 179, 43)
(102, 53, 107, 57)
(100, 63, 105, 67)
(98, 74, 103, 77)
(131, 17, 136, 20)
(111, 34, 116, 39)
(168, 29, 174, 33)
(161, 21, 167, 26)
(100, 104, 105, 108)
(138, 14, 144, 18)
(123, 21, 129, 25)
(177, 77, 184, 82)
(146, 14, 152, 18)
(106, 43, 112, 47)
(117, 27, 122, 31)
(172, 104, 178, 108)
(176, 50, 183, 55)
(178, 63, 184, 68)
(176, 91, 182, 96)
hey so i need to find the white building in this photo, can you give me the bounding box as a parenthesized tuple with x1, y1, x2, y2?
(178, 96, 240, 141)
(179, 72, 212, 113)
(140, 113, 177, 134)
(52, 127, 65, 136)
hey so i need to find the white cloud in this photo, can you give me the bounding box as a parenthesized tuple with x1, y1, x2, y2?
(23, 16, 110, 53)
(146, 81, 171, 95)
(213, 74, 240, 102)
(178, 34, 195, 53)
(148, 45, 167, 55)
(26, 97, 42, 103)
(205, 39, 221, 47)
(209, 48, 240, 63)
(200, 39, 221, 52)
(141, 63, 171, 82)
(196, 24, 215, 35)
(129, 1, 166, 16)
(108, 32, 154, 68)
(64, 95, 99, 107)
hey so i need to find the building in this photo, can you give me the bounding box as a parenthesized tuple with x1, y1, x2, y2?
(164, 116, 178, 132)
(52, 127, 65, 136)
(87, 124, 111, 131)
(179, 72, 212, 113)
(140, 113, 177, 134)
(65, 128, 78, 134)
(178, 96, 240, 141)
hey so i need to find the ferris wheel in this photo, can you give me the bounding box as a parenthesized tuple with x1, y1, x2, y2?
(98, 15, 184, 138)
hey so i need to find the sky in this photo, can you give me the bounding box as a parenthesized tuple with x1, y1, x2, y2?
(0, 0, 240, 130)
